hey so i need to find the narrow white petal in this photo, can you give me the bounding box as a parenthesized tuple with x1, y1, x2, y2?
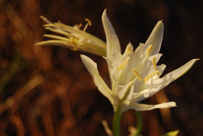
(123, 42, 134, 56)
(117, 80, 135, 102)
(35, 40, 74, 48)
(102, 9, 121, 60)
(81, 55, 114, 104)
(145, 21, 163, 56)
(163, 59, 199, 81)
(157, 64, 166, 77)
(133, 76, 173, 103)
(134, 59, 198, 103)
(45, 27, 74, 38)
(121, 101, 176, 112)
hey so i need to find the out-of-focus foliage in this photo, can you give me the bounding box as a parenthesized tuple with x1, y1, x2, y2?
(0, 0, 202, 136)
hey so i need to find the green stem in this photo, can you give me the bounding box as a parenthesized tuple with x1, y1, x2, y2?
(113, 104, 122, 136)
(133, 111, 142, 136)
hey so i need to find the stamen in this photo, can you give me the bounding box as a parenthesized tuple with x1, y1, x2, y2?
(117, 57, 130, 71)
(152, 57, 160, 76)
(132, 69, 142, 81)
(146, 45, 152, 57)
(85, 18, 92, 26)
(83, 18, 92, 31)
(143, 70, 159, 83)
(126, 45, 132, 55)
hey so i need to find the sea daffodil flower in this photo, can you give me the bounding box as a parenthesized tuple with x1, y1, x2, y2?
(36, 16, 106, 56)
(81, 10, 199, 113)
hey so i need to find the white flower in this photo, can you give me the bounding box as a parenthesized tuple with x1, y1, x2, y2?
(36, 16, 106, 56)
(81, 10, 199, 113)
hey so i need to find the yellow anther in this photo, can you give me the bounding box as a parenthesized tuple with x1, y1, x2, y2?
(126, 45, 132, 55)
(146, 45, 152, 57)
(152, 57, 160, 76)
(85, 18, 92, 26)
(143, 70, 159, 83)
(132, 69, 142, 81)
(83, 18, 92, 31)
(117, 57, 130, 71)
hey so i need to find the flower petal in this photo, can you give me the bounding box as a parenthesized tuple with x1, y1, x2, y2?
(121, 101, 176, 112)
(163, 59, 199, 81)
(145, 21, 163, 56)
(102, 9, 121, 60)
(123, 42, 134, 56)
(134, 59, 199, 103)
(36, 40, 75, 48)
(117, 80, 135, 102)
(81, 55, 114, 104)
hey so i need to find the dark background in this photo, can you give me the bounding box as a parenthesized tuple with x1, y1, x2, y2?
(0, 0, 202, 135)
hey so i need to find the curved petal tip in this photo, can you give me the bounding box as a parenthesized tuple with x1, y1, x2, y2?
(145, 21, 164, 56)
(102, 9, 107, 20)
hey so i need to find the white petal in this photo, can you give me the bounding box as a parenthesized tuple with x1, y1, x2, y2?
(35, 40, 75, 48)
(81, 55, 114, 104)
(117, 80, 135, 102)
(145, 21, 163, 56)
(148, 53, 163, 63)
(163, 59, 199, 81)
(121, 101, 176, 112)
(123, 42, 134, 56)
(157, 64, 166, 77)
(134, 59, 199, 103)
(133, 75, 173, 103)
(102, 9, 121, 60)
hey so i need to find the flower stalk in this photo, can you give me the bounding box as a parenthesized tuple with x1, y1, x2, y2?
(134, 111, 142, 136)
(113, 103, 122, 136)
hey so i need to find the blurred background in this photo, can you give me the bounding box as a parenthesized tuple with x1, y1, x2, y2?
(0, 0, 202, 135)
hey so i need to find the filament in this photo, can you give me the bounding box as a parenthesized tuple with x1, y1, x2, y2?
(152, 57, 160, 76)
(83, 18, 92, 31)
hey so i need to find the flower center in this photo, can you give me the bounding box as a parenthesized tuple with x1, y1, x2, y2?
(117, 57, 130, 71)
(70, 18, 92, 50)
(131, 48, 160, 83)
(132, 69, 159, 83)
